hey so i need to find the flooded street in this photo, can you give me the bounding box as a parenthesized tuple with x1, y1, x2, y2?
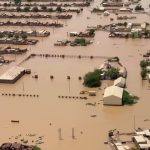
(0, 0, 150, 150)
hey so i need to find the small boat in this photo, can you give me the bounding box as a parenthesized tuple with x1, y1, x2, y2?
(11, 120, 19, 123)
(80, 90, 88, 94)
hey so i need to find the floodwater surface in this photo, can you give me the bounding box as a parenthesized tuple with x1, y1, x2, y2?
(0, 0, 150, 150)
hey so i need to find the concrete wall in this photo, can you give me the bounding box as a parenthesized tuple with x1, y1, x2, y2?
(103, 95, 122, 106)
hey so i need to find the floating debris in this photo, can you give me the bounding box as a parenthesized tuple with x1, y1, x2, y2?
(11, 120, 19, 123)
(91, 115, 97, 117)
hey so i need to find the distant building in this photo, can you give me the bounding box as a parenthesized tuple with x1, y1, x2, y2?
(103, 85, 123, 106)
(99, 61, 111, 72)
(0, 66, 25, 84)
(141, 23, 147, 30)
(146, 66, 150, 72)
(69, 32, 78, 37)
(133, 129, 150, 150)
(135, 129, 150, 137)
(114, 142, 126, 150)
(119, 7, 132, 12)
(114, 77, 126, 88)
(133, 135, 150, 150)
(147, 73, 150, 83)
(119, 67, 127, 78)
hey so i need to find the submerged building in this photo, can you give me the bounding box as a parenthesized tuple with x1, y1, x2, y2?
(103, 85, 123, 106)
(0, 66, 25, 84)
(114, 77, 126, 88)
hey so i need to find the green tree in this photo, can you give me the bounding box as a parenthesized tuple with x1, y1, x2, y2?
(83, 69, 101, 87)
(140, 60, 149, 68)
(141, 69, 147, 79)
(16, 6, 21, 12)
(135, 5, 144, 11)
(21, 33, 28, 40)
(56, 6, 62, 12)
(124, 22, 127, 27)
(32, 6, 39, 12)
(32, 146, 41, 150)
(0, 33, 4, 38)
(89, 29, 95, 36)
(41, 5, 47, 10)
(130, 148, 140, 150)
(47, 8, 53, 12)
(14, 33, 20, 39)
(106, 67, 119, 79)
(24, 6, 30, 12)
(122, 90, 139, 105)
(8, 33, 13, 38)
(3, 3, 8, 7)
(74, 38, 86, 44)
(14, 0, 22, 5)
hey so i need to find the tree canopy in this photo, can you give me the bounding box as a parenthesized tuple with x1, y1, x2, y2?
(32, 146, 41, 150)
(83, 69, 101, 87)
(141, 68, 147, 79)
(122, 90, 139, 105)
(14, 0, 22, 5)
(106, 67, 119, 79)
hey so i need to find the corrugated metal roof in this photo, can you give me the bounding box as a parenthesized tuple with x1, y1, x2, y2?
(0, 66, 25, 81)
(133, 135, 146, 143)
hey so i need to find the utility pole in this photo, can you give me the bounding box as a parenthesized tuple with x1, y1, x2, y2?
(22, 80, 24, 92)
(68, 80, 70, 93)
(58, 128, 62, 140)
(134, 116, 136, 130)
(72, 128, 75, 139)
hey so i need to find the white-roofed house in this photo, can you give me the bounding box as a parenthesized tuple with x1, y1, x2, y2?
(103, 85, 123, 106)
(114, 77, 126, 88)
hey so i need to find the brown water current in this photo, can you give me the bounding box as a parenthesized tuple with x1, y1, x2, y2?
(0, 0, 150, 149)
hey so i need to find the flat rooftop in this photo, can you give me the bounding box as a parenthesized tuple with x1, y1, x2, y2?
(0, 66, 25, 81)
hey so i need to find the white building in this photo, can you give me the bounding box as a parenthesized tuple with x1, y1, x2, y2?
(119, 67, 127, 78)
(133, 135, 150, 150)
(99, 7, 105, 12)
(114, 142, 127, 150)
(132, 129, 150, 150)
(99, 61, 111, 72)
(147, 74, 150, 83)
(146, 66, 150, 72)
(103, 11, 110, 16)
(69, 32, 78, 37)
(135, 129, 150, 137)
(0, 66, 25, 84)
(141, 23, 147, 30)
(114, 77, 126, 88)
(103, 86, 123, 106)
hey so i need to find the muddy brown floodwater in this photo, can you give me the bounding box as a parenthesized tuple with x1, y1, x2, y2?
(0, 0, 150, 150)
